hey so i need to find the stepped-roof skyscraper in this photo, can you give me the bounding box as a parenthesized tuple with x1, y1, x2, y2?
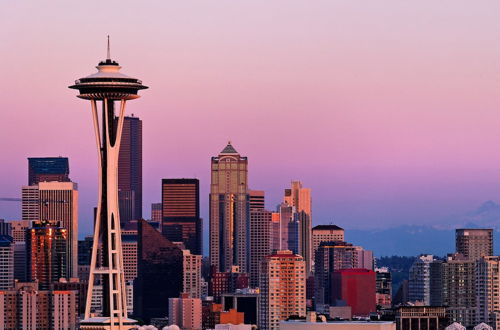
(69, 37, 147, 329)
(209, 142, 249, 272)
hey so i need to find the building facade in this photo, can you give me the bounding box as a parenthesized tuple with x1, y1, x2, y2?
(37, 181, 78, 278)
(456, 229, 493, 261)
(168, 294, 202, 330)
(162, 178, 202, 255)
(259, 250, 306, 330)
(248, 190, 272, 288)
(332, 269, 376, 317)
(183, 249, 202, 298)
(476, 256, 500, 328)
(0, 282, 78, 329)
(284, 181, 312, 274)
(28, 157, 70, 186)
(440, 253, 476, 327)
(210, 143, 249, 272)
(312, 225, 345, 260)
(26, 220, 67, 290)
(118, 115, 143, 225)
(408, 254, 437, 305)
(134, 219, 183, 322)
(0, 235, 14, 290)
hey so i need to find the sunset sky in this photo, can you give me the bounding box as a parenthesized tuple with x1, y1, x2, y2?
(1, 1, 500, 239)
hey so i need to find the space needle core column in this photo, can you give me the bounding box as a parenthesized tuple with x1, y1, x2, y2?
(69, 38, 148, 329)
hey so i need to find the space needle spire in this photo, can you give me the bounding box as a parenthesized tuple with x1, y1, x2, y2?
(69, 39, 148, 329)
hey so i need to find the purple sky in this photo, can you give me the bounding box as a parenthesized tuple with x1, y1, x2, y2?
(1, 1, 500, 238)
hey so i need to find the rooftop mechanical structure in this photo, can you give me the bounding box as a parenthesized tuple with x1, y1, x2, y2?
(69, 38, 148, 329)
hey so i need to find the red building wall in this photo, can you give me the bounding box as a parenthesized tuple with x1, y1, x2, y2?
(332, 268, 376, 317)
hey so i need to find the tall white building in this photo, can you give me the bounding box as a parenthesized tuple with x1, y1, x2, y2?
(183, 249, 202, 298)
(409, 254, 436, 305)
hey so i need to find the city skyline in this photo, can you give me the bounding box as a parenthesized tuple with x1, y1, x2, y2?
(3, 1, 500, 240)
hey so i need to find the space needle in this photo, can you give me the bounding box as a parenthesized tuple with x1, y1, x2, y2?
(69, 37, 148, 329)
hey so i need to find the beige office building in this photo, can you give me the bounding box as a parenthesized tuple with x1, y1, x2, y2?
(312, 225, 345, 258)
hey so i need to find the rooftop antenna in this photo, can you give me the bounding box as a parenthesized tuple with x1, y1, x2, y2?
(107, 35, 111, 60)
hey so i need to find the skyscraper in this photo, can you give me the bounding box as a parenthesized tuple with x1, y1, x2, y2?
(248, 190, 272, 288)
(118, 115, 143, 226)
(440, 253, 476, 327)
(259, 250, 306, 330)
(476, 256, 500, 328)
(162, 178, 202, 255)
(314, 241, 360, 312)
(312, 224, 345, 259)
(182, 249, 202, 298)
(283, 181, 312, 274)
(21, 182, 78, 278)
(408, 254, 438, 305)
(134, 219, 183, 322)
(26, 220, 67, 290)
(69, 39, 147, 329)
(0, 235, 14, 290)
(38, 181, 78, 279)
(210, 142, 249, 272)
(21, 185, 39, 221)
(28, 157, 70, 185)
(456, 228, 493, 261)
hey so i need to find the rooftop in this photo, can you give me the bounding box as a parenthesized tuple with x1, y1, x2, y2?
(220, 142, 239, 154)
(313, 225, 344, 231)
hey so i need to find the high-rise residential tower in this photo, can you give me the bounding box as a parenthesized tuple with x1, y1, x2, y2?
(210, 142, 249, 272)
(456, 228, 493, 261)
(28, 157, 70, 185)
(69, 38, 147, 329)
(408, 254, 440, 305)
(259, 250, 306, 330)
(476, 256, 500, 328)
(162, 178, 202, 255)
(118, 115, 142, 226)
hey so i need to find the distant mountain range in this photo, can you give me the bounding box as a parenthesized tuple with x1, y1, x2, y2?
(344, 201, 500, 257)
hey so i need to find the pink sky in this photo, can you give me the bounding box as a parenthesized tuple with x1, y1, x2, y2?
(1, 1, 500, 237)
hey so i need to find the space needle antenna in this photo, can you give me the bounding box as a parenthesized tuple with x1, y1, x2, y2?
(107, 35, 111, 60)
